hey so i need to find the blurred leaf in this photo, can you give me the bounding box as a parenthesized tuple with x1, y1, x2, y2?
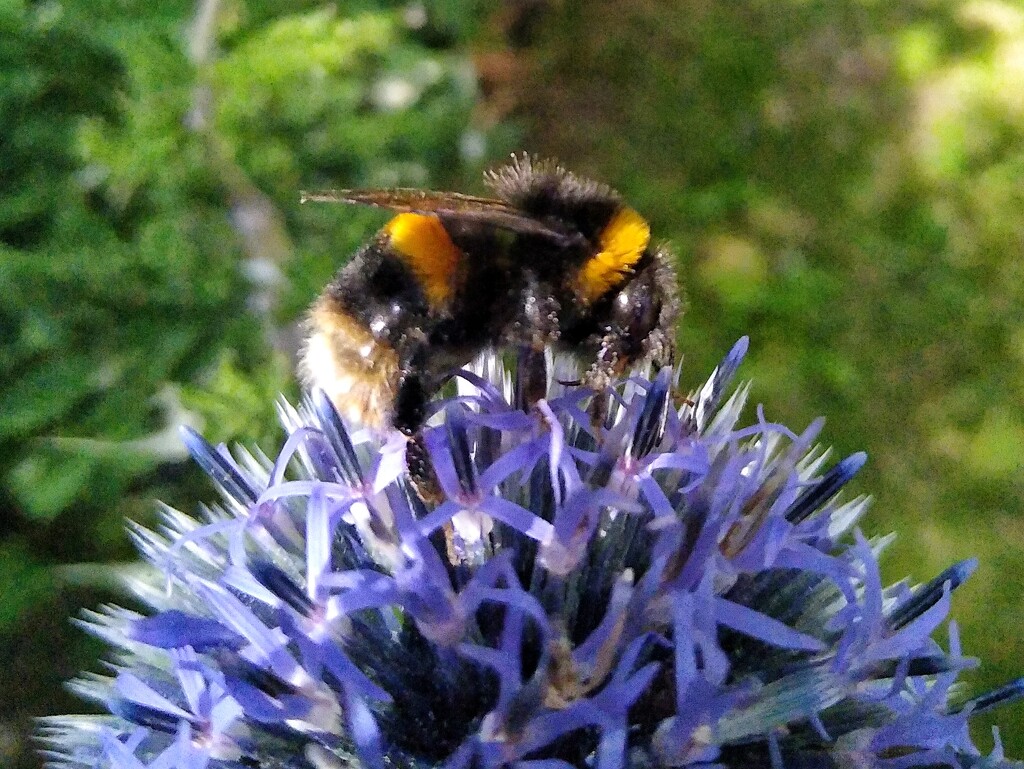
(1, 2, 495, 764)
(967, 408, 1024, 479)
(181, 351, 294, 450)
(0, 541, 54, 630)
(0, 355, 99, 439)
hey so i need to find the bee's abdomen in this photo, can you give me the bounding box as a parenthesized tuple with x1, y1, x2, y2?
(300, 294, 401, 430)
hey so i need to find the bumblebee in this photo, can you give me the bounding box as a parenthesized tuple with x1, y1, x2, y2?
(300, 155, 679, 437)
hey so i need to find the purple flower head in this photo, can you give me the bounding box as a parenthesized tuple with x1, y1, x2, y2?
(40, 341, 1024, 769)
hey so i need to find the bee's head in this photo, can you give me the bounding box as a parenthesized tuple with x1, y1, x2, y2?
(607, 246, 680, 367)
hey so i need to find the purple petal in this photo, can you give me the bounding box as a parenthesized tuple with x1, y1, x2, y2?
(179, 426, 259, 506)
(714, 597, 826, 652)
(170, 648, 205, 717)
(115, 672, 191, 720)
(306, 485, 331, 598)
(774, 542, 856, 603)
(322, 570, 400, 614)
(209, 692, 243, 735)
(281, 613, 390, 705)
(192, 580, 298, 681)
(477, 439, 546, 490)
(887, 559, 976, 631)
(100, 730, 149, 769)
(424, 426, 472, 500)
(572, 571, 633, 672)
(131, 611, 243, 652)
(786, 452, 867, 524)
(480, 496, 556, 543)
(871, 710, 970, 752)
(629, 368, 672, 459)
(269, 427, 320, 487)
(466, 409, 537, 432)
(451, 367, 507, 402)
(371, 432, 408, 492)
(645, 449, 710, 474)
(257, 479, 360, 505)
(864, 584, 951, 662)
(311, 388, 364, 486)
(639, 475, 675, 519)
(220, 676, 310, 724)
(344, 688, 385, 769)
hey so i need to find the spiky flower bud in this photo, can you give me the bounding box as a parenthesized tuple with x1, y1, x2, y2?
(40, 340, 1024, 769)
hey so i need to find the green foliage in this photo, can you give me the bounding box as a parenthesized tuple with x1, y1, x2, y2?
(0, 2, 489, 765)
(179, 351, 294, 451)
(1, 0, 485, 529)
(0, 540, 56, 628)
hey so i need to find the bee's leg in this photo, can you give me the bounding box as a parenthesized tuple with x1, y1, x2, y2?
(393, 370, 428, 438)
(406, 436, 445, 507)
(585, 384, 612, 438)
(515, 345, 549, 412)
(585, 319, 677, 435)
(512, 273, 557, 411)
(393, 354, 446, 506)
(583, 334, 630, 436)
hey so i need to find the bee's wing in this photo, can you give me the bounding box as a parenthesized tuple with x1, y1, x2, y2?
(300, 188, 579, 244)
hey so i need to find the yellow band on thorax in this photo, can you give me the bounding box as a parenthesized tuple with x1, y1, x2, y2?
(576, 207, 651, 303)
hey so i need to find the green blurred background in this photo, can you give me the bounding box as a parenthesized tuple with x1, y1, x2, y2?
(2, 0, 1023, 765)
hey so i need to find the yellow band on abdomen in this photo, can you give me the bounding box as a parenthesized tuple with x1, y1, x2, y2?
(384, 213, 462, 307)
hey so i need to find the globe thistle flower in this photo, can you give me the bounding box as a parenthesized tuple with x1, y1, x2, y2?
(40, 339, 1024, 769)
